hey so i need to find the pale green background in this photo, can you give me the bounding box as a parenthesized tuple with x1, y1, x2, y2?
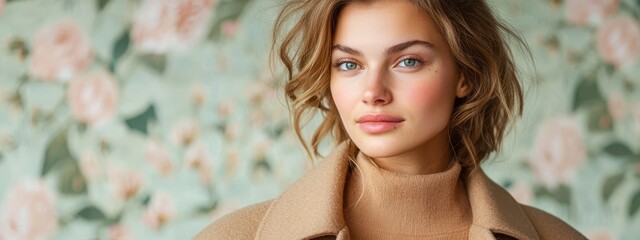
(0, 0, 639, 239)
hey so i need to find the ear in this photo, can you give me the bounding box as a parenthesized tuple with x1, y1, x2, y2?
(455, 73, 470, 98)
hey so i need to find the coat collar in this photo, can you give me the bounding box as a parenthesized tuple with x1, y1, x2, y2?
(255, 142, 540, 240)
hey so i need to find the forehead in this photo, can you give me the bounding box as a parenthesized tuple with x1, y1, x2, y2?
(333, 0, 445, 49)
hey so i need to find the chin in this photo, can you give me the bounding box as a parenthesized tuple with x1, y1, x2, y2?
(351, 135, 410, 158)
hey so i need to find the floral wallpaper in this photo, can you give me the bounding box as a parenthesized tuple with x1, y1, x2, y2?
(0, 0, 638, 239)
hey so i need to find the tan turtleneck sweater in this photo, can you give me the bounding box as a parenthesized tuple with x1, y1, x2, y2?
(343, 153, 472, 239)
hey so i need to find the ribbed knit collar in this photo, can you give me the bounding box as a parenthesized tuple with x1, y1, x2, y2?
(254, 142, 540, 240)
(343, 153, 471, 238)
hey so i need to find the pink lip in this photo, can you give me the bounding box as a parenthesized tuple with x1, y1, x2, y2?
(356, 114, 404, 134)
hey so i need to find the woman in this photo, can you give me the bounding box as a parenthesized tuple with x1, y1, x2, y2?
(196, 0, 587, 239)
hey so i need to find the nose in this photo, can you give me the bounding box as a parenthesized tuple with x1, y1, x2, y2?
(361, 68, 392, 106)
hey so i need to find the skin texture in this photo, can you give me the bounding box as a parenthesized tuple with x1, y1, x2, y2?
(330, 0, 470, 174)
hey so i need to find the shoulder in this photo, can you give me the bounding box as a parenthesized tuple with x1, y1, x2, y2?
(519, 204, 587, 240)
(193, 200, 274, 240)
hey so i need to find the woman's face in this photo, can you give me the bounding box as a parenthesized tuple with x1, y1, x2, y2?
(330, 0, 469, 166)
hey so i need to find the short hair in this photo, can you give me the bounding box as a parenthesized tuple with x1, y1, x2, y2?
(272, 0, 528, 171)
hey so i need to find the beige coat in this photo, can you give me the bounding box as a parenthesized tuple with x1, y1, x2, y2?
(194, 143, 586, 240)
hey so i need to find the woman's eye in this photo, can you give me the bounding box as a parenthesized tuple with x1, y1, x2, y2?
(337, 61, 359, 71)
(398, 58, 419, 67)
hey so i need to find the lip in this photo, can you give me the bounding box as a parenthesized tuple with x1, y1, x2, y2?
(356, 113, 404, 134)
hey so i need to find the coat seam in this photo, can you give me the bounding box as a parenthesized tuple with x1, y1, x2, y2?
(253, 198, 279, 240)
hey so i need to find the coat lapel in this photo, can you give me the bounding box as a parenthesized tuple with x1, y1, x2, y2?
(255, 142, 540, 240)
(255, 143, 351, 240)
(465, 168, 540, 240)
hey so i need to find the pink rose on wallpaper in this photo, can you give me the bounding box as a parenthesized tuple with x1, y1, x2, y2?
(565, 0, 618, 26)
(528, 116, 587, 188)
(245, 82, 273, 105)
(253, 136, 272, 160)
(144, 141, 174, 176)
(0, 180, 57, 240)
(107, 165, 144, 201)
(588, 229, 614, 240)
(79, 152, 101, 182)
(170, 119, 199, 146)
(68, 73, 119, 126)
(224, 122, 241, 141)
(507, 181, 534, 204)
(221, 20, 240, 38)
(132, 0, 215, 53)
(185, 144, 213, 183)
(185, 144, 207, 168)
(597, 17, 640, 68)
(0, 0, 5, 16)
(142, 192, 176, 230)
(29, 20, 93, 81)
(606, 92, 627, 120)
(108, 224, 133, 240)
(217, 99, 235, 118)
(191, 84, 207, 107)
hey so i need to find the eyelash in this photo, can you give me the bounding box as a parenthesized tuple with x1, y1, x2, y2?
(332, 57, 424, 72)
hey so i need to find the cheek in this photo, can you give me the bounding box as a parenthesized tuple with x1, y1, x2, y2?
(401, 79, 456, 114)
(330, 79, 353, 117)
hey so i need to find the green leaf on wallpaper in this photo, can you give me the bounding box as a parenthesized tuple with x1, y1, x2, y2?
(254, 158, 272, 172)
(266, 122, 286, 139)
(552, 185, 571, 205)
(602, 172, 624, 202)
(140, 54, 167, 74)
(141, 194, 151, 206)
(208, 0, 252, 40)
(8, 37, 29, 59)
(197, 186, 219, 213)
(572, 78, 603, 111)
(197, 201, 218, 213)
(587, 103, 613, 132)
(125, 104, 157, 135)
(216, 0, 251, 20)
(76, 205, 107, 221)
(215, 122, 227, 133)
(58, 163, 87, 195)
(110, 30, 130, 73)
(630, 191, 640, 217)
(535, 185, 571, 205)
(501, 180, 513, 189)
(106, 212, 124, 225)
(42, 130, 74, 176)
(603, 142, 633, 158)
(97, 0, 110, 11)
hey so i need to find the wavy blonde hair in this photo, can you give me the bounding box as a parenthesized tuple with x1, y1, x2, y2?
(272, 0, 528, 170)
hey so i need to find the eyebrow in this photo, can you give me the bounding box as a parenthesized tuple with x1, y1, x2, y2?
(331, 40, 434, 56)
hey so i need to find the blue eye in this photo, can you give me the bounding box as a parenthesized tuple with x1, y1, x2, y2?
(337, 61, 359, 71)
(398, 58, 419, 67)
